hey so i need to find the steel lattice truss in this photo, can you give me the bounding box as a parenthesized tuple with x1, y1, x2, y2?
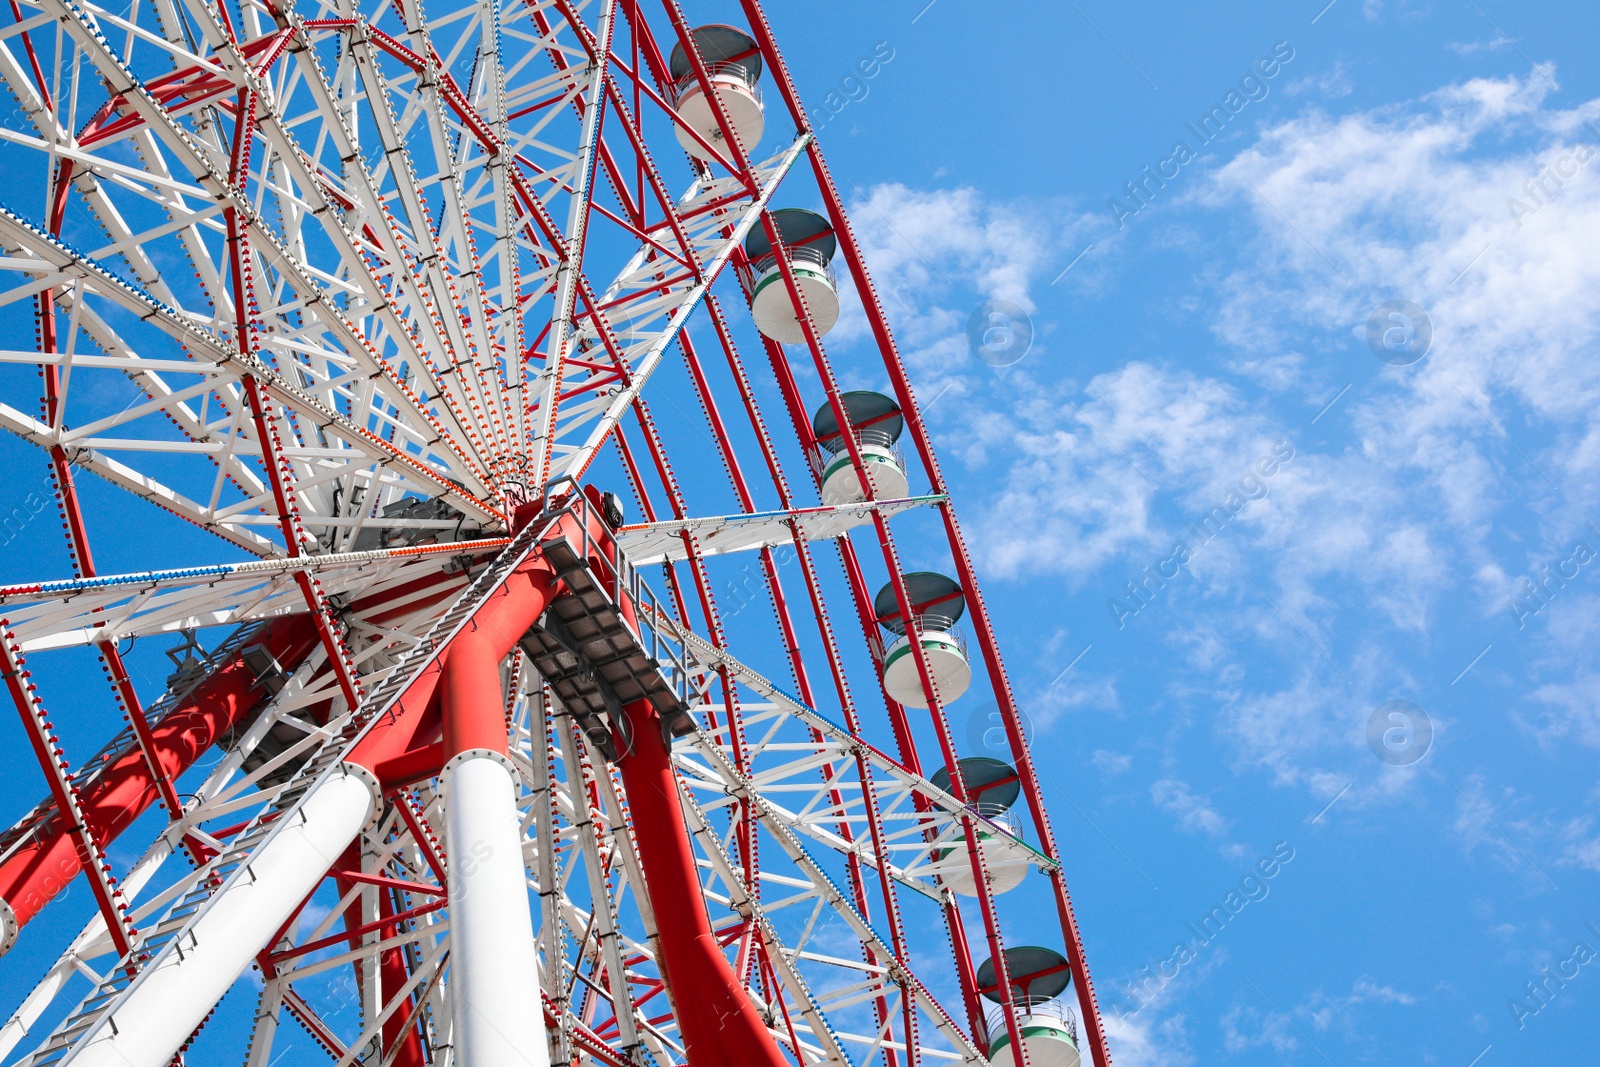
(0, 0, 1116, 1066)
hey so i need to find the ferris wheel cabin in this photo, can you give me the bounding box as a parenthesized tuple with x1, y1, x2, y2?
(812, 390, 909, 505)
(670, 24, 765, 162)
(979, 947, 1082, 1067)
(875, 571, 972, 707)
(930, 756, 1031, 896)
(746, 207, 842, 343)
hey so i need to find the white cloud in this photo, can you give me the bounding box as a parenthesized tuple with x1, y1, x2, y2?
(1285, 61, 1353, 100)
(840, 67, 1600, 836)
(1529, 669, 1600, 749)
(1563, 817, 1600, 873)
(1221, 975, 1416, 1055)
(1525, 590, 1600, 748)
(1220, 1004, 1297, 1053)
(1448, 37, 1518, 57)
(1103, 1009, 1194, 1067)
(1150, 778, 1232, 838)
(961, 361, 1295, 581)
(1302, 975, 1417, 1032)
(839, 182, 1094, 401)
(1450, 775, 1563, 888)
(1094, 749, 1133, 775)
(1200, 68, 1600, 528)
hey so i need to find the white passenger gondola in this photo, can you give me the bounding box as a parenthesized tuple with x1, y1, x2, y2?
(746, 208, 841, 343)
(875, 572, 971, 708)
(670, 25, 765, 162)
(812, 391, 909, 505)
(928, 756, 1031, 896)
(979, 947, 1082, 1067)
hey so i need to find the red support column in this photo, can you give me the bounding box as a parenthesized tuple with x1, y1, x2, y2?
(0, 615, 318, 940)
(612, 696, 789, 1067)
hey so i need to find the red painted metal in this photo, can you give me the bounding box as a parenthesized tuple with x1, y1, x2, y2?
(377, 881, 428, 1067)
(439, 561, 561, 760)
(35, 152, 190, 841)
(0, 5, 1117, 1066)
(0, 615, 317, 932)
(613, 696, 790, 1067)
(723, 4, 1117, 1062)
(331, 503, 791, 1067)
(0, 628, 136, 957)
(678, 313, 917, 1066)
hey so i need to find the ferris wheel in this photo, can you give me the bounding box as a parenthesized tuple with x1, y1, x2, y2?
(0, 3, 1113, 1067)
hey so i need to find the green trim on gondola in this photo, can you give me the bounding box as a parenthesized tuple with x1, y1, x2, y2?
(882, 632, 962, 673)
(988, 1022, 1079, 1056)
(822, 448, 897, 482)
(752, 263, 830, 301)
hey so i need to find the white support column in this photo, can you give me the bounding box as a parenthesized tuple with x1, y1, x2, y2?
(66, 770, 375, 1067)
(443, 752, 550, 1067)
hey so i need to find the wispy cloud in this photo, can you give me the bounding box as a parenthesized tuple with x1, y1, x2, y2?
(1151, 777, 1233, 839)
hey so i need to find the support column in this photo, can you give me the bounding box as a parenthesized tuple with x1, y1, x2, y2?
(58, 545, 562, 1067)
(439, 562, 562, 1067)
(443, 752, 546, 1067)
(68, 769, 379, 1067)
(613, 698, 788, 1067)
(0, 616, 319, 952)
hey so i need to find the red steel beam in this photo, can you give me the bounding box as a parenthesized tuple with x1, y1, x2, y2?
(613, 696, 788, 1067)
(733, 3, 1114, 1061)
(0, 615, 318, 940)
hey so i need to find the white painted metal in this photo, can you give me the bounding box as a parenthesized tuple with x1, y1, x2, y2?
(531, 0, 620, 493)
(532, 135, 811, 489)
(0, 842, 171, 1059)
(674, 76, 765, 162)
(819, 446, 911, 506)
(0, 0, 1073, 1055)
(652, 620, 1049, 895)
(60, 770, 374, 1067)
(442, 753, 551, 1067)
(749, 261, 840, 343)
(929, 815, 1032, 897)
(0, 497, 944, 650)
(988, 1011, 1082, 1067)
(617, 496, 940, 564)
(882, 631, 972, 708)
(0, 544, 484, 650)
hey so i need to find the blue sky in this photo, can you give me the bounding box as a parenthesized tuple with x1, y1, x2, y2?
(3, 1, 1600, 1065)
(753, 1, 1600, 1064)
